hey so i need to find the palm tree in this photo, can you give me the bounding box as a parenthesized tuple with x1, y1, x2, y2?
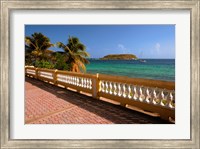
(25, 45, 35, 65)
(56, 36, 90, 73)
(25, 32, 54, 64)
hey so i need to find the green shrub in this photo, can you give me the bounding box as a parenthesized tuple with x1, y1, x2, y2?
(54, 53, 70, 70)
(35, 60, 55, 69)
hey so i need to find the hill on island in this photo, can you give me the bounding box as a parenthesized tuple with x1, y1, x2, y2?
(100, 54, 138, 60)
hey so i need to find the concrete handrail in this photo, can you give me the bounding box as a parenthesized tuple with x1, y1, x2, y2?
(25, 66, 175, 122)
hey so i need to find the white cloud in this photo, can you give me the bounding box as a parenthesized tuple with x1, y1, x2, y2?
(117, 44, 130, 54)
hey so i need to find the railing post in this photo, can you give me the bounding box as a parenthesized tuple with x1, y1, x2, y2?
(53, 69, 58, 85)
(25, 67, 27, 76)
(35, 68, 38, 79)
(92, 73, 100, 99)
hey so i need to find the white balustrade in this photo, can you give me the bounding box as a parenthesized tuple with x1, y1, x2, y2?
(38, 71, 53, 80)
(25, 66, 175, 121)
(99, 80, 175, 109)
(57, 74, 92, 90)
(26, 69, 36, 75)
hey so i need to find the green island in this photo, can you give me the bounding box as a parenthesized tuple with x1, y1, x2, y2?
(100, 54, 138, 60)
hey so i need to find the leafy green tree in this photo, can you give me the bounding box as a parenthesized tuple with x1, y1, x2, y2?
(35, 60, 55, 69)
(56, 36, 90, 73)
(53, 52, 70, 70)
(25, 32, 54, 64)
(25, 45, 35, 65)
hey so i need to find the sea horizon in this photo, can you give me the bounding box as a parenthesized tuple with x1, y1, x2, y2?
(87, 58, 175, 60)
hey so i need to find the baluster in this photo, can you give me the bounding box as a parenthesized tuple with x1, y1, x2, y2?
(133, 86, 139, 100)
(62, 75, 65, 82)
(63, 75, 65, 82)
(127, 85, 132, 99)
(161, 91, 170, 106)
(77, 77, 79, 86)
(169, 92, 175, 108)
(75, 77, 77, 85)
(73, 77, 75, 84)
(87, 79, 90, 88)
(117, 83, 122, 97)
(83, 78, 86, 88)
(145, 88, 153, 103)
(80, 78, 83, 87)
(105, 82, 109, 93)
(60, 75, 63, 82)
(71, 76, 73, 84)
(70, 76, 73, 84)
(85, 78, 87, 88)
(153, 89, 161, 105)
(76, 77, 78, 86)
(65, 75, 68, 83)
(152, 89, 157, 104)
(61, 75, 64, 82)
(72, 77, 74, 85)
(76, 77, 78, 85)
(63, 75, 66, 82)
(122, 84, 127, 98)
(79, 78, 82, 87)
(69, 76, 71, 84)
(89, 79, 92, 89)
(139, 87, 146, 102)
(82, 78, 85, 87)
(101, 81, 105, 92)
(113, 82, 117, 95)
(67, 76, 69, 83)
(72, 77, 75, 85)
(109, 82, 113, 94)
(76, 77, 79, 86)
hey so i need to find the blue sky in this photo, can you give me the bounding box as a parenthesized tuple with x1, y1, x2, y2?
(25, 25, 175, 59)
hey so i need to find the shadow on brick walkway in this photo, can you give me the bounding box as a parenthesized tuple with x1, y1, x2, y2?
(25, 77, 170, 124)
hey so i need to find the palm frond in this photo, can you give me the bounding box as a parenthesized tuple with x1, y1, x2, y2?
(56, 42, 66, 49)
(75, 51, 90, 57)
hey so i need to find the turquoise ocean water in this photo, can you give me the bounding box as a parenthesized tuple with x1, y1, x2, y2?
(86, 59, 175, 82)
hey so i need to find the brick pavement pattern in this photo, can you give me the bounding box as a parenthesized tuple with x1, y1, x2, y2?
(25, 77, 169, 124)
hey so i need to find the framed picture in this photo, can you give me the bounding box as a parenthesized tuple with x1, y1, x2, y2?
(1, 0, 199, 148)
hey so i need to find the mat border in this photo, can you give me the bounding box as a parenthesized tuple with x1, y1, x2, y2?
(1, 0, 199, 148)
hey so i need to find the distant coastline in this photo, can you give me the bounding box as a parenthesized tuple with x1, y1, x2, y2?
(100, 54, 138, 60)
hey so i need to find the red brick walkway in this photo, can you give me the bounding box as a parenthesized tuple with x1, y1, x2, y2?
(25, 77, 169, 124)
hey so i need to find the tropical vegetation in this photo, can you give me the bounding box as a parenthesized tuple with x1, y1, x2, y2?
(56, 36, 90, 72)
(100, 54, 138, 60)
(25, 32, 90, 73)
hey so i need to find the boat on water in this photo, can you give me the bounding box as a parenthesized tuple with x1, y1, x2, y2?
(140, 60, 146, 62)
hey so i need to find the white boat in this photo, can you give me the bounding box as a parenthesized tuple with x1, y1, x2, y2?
(140, 60, 146, 63)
